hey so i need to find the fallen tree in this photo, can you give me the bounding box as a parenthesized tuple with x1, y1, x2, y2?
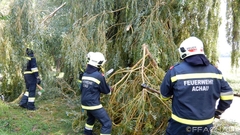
(72, 44, 171, 135)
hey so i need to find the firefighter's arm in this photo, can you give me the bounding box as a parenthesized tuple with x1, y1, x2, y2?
(30, 57, 39, 78)
(215, 78, 234, 118)
(30, 57, 41, 85)
(160, 70, 173, 101)
(99, 75, 111, 95)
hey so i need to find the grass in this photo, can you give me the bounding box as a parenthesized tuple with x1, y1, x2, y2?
(223, 68, 240, 93)
(218, 57, 240, 93)
(212, 119, 240, 135)
(0, 96, 82, 135)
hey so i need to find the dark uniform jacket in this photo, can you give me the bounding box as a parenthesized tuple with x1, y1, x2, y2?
(160, 55, 233, 126)
(23, 53, 39, 78)
(81, 65, 111, 110)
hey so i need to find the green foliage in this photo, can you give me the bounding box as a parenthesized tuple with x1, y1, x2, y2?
(1, 0, 222, 100)
(0, 15, 9, 20)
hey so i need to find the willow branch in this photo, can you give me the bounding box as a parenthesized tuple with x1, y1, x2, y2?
(141, 44, 147, 83)
(142, 44, 158, 68)
(41, 2, 67, 24)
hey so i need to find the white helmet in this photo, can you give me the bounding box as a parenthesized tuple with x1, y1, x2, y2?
(86, 52, 94, 62)
(178, 36, 205, 59)
(87, 52, 106, 68)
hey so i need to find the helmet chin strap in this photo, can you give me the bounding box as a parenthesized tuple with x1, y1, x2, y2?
(100, 67, 105, 73)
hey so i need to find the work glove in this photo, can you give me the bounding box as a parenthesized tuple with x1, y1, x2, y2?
(107, 85, 113, 95)
(110, 86, 114, 92)
(37, 77, 41, 85)
(215, 110, 223, 119)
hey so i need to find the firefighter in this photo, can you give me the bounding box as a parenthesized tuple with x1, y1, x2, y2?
(160, 37, 233, 135)
(81, 52, 112, 135)
(19, 47, 41, 110)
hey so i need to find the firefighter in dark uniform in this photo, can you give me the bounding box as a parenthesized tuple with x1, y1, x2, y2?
(81, 52, 112, 135)
(19, 47, 41, 110)
(160, 37, 233, 135)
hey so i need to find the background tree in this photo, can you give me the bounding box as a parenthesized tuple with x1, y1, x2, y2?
(226, 0, 240, 68)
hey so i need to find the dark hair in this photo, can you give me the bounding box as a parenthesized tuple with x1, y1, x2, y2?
(26, 48, 34, 55)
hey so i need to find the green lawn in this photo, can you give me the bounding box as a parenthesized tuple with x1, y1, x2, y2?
(0, 97, 82, 135)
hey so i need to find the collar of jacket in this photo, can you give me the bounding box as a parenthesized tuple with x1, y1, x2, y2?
(85, 65, 100, 74)
(184, 54, 210, 66)
(27, 53, 34, 57)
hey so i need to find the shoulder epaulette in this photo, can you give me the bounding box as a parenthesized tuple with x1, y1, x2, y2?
(169, 63, 180, 70)
(24, 56, 31, 60)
